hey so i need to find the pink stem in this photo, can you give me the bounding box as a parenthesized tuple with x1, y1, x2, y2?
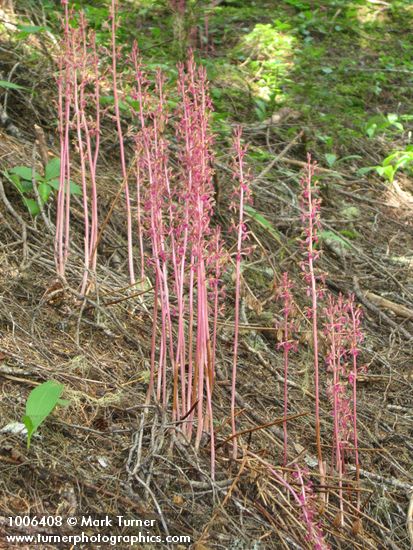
(111, 0, 135, 285)
(231, 127, 246, 460)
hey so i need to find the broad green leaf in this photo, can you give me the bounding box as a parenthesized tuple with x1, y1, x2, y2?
(5, 172, 23, 193)
(20, 180, 33, 193)
(99, 95, 129, 111)
(45, 158, 61, 181)
(376, 165, 395, 182)
(17, 25, 46, 34)
(383, 165, 396, 181)
(387, 113, 398, 124)
(382, 152, 400, 165)
(339, 155, 362, 162)
(99, 95, 115, 106)
(9, 166, 39, 181)
(325, 153, 337, 167)
(340, 229, 359, 240)
(319, 230, 351, 249)
(3, 172, 32, 193)
(20, 179, 33, 193)
(38, 182, 51, 203)
(0, 80, 26, 91)
(23, 381, 64, 449)
(211, 87, 223, 99)
(126, 98, 141, 111)
(356, 166, 375, 176)
(48, 179, 60, 191)
(69, 181, 82, 196)
(22, 198, 40, 217)
(48, 179, 82, 196)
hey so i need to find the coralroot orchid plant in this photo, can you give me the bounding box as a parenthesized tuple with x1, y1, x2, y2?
(56, 2, 227, 477)
(131, 47, 226, 476)
(299, 154, 326, 484)
(54, 2, 367, 528)
(110, 0, 135, 285)
(276, 272, 298, 466)
(250, 452, 330, 550)
(230, 126, 252, 459)
(294, 466, 331, 550)
(324, 293, 365, 524)
(348, 294, 364, 516)
(324, 294, 352, 526)
(56, 5, 101, 294)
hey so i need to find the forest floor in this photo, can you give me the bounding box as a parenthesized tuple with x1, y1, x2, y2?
(0, 1, 412, 549)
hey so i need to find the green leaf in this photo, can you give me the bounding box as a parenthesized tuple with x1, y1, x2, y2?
(9, 166, 39, 181)
(22, 198, 40, 217)
(211, 87, 223, 99)
(325, 153, 337, 167)
(340, 229, 359, 240)
(48, 179, 60, 191)
(99, 95, 129, 111)
(382, 152, 401, 166)
(48, 179, 82, 196)
(69, 181, 82, 196)
(244, 205, 282, 244)
(38, 182, 51, 203)
(356, 166, 375, 176)
(23, 381, 65, 449)
(387, 113, 398, 124)
(17, 25, 46, 34)
(45, 158, 61, 181)
(151, 26, 161, 39)
(5, 172, 23, 192)
(0, 80, 26, 91)
(3, 171, 33, 193)
(339, 155, 362, 163)
(20, 179, 33, 193)
(47, 180, 82, 195)
(23, 416, 34, 442)
(319, 230, 351, 249)
(376, 165, 395, 182)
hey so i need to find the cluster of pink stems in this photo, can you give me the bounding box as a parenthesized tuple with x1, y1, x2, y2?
(299, 155, 326, 483)
(56, 1, 366, 537)
(56, 4, 101, 295)
(250, 451, 330, 549)
(323, 293, 364, 524)
(276, 156, 366, 533)
(275, 272, 297, 467)
(56, 1, 250, 479)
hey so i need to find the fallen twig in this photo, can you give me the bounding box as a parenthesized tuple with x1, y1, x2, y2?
(364, 290, 413, 320)
(353, 277, 413, 341)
